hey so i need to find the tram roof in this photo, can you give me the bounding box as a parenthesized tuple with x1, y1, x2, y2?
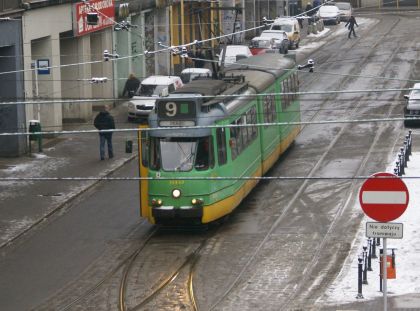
(225, 52, 295, 77)
(172, 79, 227, 98)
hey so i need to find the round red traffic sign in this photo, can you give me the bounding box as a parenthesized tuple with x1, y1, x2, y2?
(359, 172, 409, 222)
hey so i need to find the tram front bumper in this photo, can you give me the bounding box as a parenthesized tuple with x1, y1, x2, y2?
(152, 205, 203, 219)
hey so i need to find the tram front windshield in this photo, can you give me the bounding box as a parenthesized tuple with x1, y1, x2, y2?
(150, 136, 212, 171)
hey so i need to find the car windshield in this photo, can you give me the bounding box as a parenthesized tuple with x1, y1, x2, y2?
(261, 32, 285, 40)
(271, 24, 293, 32)
(410, 89, 420, 98)
(180, 72, 210, 83)
(149, 136, 213, 171)
(137, 84, 167, 96)
(336, 2, 351, 9)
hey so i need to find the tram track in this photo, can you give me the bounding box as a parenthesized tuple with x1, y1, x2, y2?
(206, 14, 410, 310)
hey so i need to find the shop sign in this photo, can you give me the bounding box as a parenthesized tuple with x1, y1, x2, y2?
(73, 0, 115, 37)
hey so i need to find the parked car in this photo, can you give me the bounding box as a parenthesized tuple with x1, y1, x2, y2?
(218, 45, 253, 67)
(317, 5, 341, 25)
(180, 68, 212, 83)
(260, 30, 289, 54)
(127, 75, 183, 121)
(269, 17, 301, 49)
(404, 83, 420, 126)
(335, 2, 353, 22)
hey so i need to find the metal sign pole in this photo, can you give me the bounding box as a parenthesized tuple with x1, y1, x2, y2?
(383, 237, 387, 311)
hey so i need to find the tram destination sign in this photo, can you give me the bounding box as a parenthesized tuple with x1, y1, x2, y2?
(366, 222, 403, 239)
(157, 100, 196, 127)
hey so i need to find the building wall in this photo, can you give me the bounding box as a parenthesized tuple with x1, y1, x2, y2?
(0, 19, 26, 156)
(22, 4, 72, 130)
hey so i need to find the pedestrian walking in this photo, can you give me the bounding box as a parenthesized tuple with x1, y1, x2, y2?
(345, 15, 358, 38)
(94, 105, 115, 160)
(122, 73, 140, 98)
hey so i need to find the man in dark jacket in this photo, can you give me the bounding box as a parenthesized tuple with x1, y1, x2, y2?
(345, 15, 358, 38)
(122, 73, 140, 98)
(94, 105, 115, 160)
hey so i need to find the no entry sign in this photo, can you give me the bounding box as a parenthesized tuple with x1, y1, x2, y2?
(359, 172, 409, 222)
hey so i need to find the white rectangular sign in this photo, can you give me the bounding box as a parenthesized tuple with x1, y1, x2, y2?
(366, 222, 403, 239)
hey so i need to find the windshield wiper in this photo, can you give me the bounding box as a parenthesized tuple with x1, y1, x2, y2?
(175, 153, 195, 171)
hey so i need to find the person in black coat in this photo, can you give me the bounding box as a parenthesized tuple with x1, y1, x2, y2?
(345, 15, 359, 38)
(94, 105, 115, 160)
(122, 73, 140, 98)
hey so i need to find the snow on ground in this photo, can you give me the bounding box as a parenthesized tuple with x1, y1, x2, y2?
(320, 151, 420, 304)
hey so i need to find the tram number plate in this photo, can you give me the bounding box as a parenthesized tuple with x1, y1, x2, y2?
(157, 101, 196, 120)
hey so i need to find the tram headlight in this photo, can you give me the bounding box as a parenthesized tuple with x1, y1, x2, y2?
(191, 198, 203, 205)
(172, 189, 181, 198)
(151, 198, 163, 206)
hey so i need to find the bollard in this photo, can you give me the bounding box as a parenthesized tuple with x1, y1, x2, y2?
(404, 140, 409, 162)
(400, 147, 407, 168)
(372, 235, 377, 258)
(408, 131, 412, 155)
(396, 161, 401, 176)
(367, 238, 373, 271)
(125, 139, 133, 153)
(356, 256, 364, 299)
(363, 246, 368, 284)
(398, 154, 405, 175)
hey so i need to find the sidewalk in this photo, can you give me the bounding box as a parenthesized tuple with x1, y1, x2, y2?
(0, 103, 139, 249)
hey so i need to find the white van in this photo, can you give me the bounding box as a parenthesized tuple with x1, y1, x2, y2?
(180, 68, 212, 83)
(270, 18, 301, 49)
(127, 75, 183, 121)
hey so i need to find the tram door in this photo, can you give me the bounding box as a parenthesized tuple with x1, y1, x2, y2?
(138, 125, 150, 220)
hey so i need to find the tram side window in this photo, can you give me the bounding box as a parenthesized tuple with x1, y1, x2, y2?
(141, 132, 149, 167)
(195, 136, 214, 170)
(216, 128, 227, 166)
(263, 94, 276, 127)
(292, 73, 299, 101)
(149, 137, 160, 170)
(282, 79, 290, 110)
(230, 120, 240, 160)
(246, 106, 258, 139)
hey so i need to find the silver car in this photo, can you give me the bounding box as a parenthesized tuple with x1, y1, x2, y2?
(404, 83, 420, 126)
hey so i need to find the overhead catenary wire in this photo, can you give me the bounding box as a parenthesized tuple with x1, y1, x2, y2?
(0, 87, 417, 106)
(0, 116, 416, 137)
(2, 175, 420, 182)
(0, 0, 341, 78)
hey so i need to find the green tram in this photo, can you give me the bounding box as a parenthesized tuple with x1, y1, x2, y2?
(138, 53, 301, 225)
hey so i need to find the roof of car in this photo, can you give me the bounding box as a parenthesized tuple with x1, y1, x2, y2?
(251, 36, 272, 41)
(272, 17, 297, 24)
(181, 68, 212, 74)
